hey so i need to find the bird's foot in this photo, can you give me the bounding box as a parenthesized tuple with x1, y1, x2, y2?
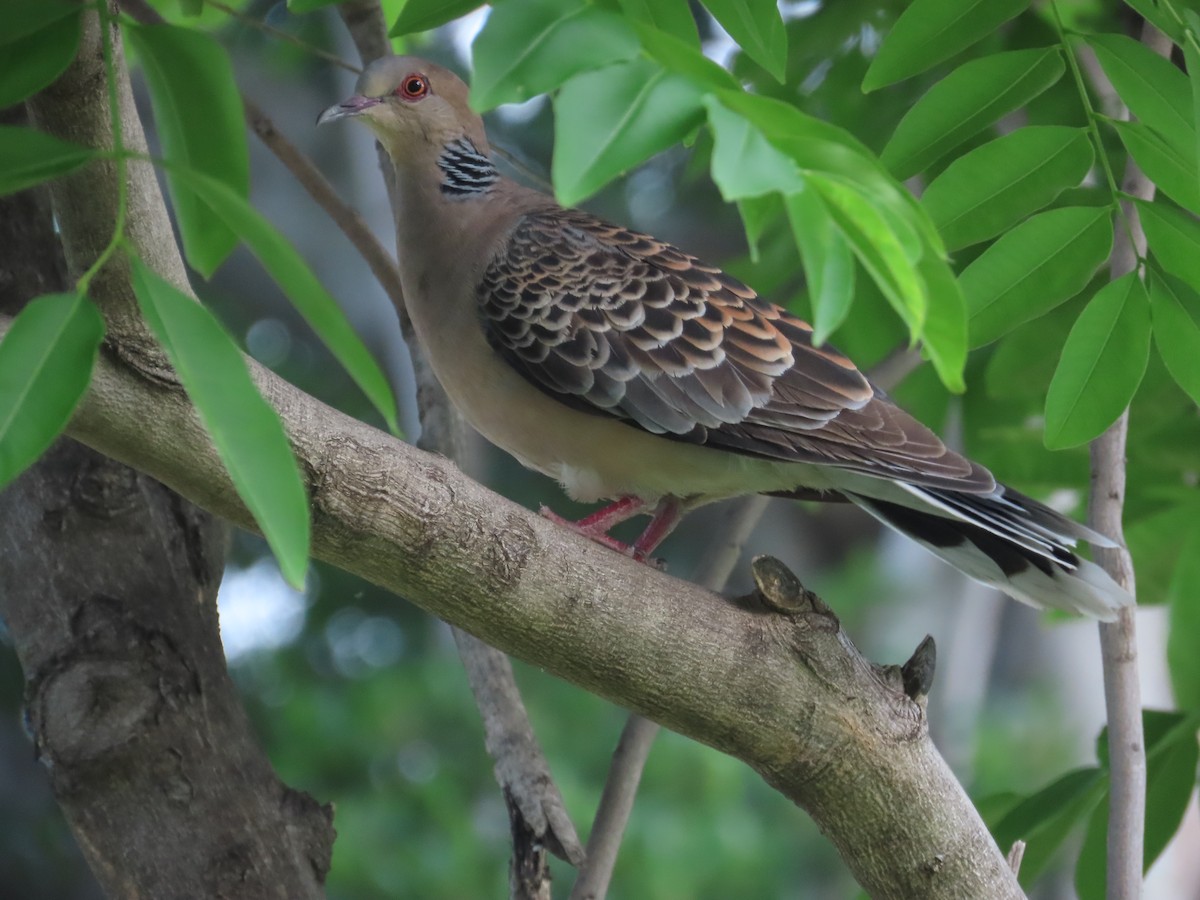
(538, 495, 645, 542)
(539, 496, 681, 569)
(540, 505, 638, 553)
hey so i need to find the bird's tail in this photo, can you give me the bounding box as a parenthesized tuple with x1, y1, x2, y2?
(845, 482, 1134, 620)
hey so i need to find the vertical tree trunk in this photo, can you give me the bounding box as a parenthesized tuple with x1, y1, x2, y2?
(0, 88, 334, 900)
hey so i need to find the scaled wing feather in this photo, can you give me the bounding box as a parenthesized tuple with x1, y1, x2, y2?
(479, 206, 993, 493)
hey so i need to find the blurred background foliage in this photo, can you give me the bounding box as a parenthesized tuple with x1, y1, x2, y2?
(2, 0, 1199, 897)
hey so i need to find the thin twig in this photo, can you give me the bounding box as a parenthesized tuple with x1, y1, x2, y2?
(1006, 840, 1026, 877)
(204, 0, 360, 72)
(454, 628, 585, 868)
(337, 0, 392, 66)
(1082, 18, 1171, 900)
(241, 96, 408, 316)
(569, 496, 771, 900)
(868, 346, 922, 392)
(568, 715, 659, 900)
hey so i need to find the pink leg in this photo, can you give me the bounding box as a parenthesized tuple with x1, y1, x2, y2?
(631, 497, 684, 561)
(541, 495, 685, 564)
(540, 496, 647, 554)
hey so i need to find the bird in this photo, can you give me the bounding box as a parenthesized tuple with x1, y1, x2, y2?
(318, 55, 1133, 621)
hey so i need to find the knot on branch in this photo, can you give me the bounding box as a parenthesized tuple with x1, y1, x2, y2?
(281, 786, 336, 882)
(747, 555, 835, 623)
(876, 634, 939, 705)
(901, 635, 937, 702)
(29, 594, 197, 770)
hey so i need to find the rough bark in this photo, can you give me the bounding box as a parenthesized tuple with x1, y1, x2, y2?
(42, 325, 1024, 895)
(0, 25, 335, 900)
(5, 8, 1028, 899)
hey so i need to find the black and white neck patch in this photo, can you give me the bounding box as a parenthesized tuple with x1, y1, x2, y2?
(438, 137, 498, 198)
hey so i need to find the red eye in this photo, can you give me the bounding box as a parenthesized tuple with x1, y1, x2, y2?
(396, 75, 428, 100)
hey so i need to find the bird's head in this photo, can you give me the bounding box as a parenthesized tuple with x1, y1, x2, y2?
(317, 56, 488, 160)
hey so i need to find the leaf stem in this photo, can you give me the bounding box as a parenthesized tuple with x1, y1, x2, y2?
(1048, 1, 1138, 263)
(201, 0, 360, 73)
(76, 0, 129, 296)
(1158, 0, 1200, 56)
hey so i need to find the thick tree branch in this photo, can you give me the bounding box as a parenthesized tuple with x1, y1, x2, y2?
(0, 102, 332, 900)
(34, 329, 1021, 896)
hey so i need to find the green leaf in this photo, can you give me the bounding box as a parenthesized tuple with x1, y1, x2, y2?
(0, 126, 96, 197)
(388, 0, 485, 34)
(923, 126, 1093, 251)
(0, 293, 104, 492)
(470, 0, 640, 110)
(618, 0, 698, 44)
(1122, 0, 1183, 42)
(0, 10, 80, 108)
(179, 0, 204, 15)
(1111, 120, 1200, 216)
(881, 47, 1066, 180)
(961, 205, 1113, 348)
(1148, 271, 1200, 404)
(985, 292, 1086, 399)
(811, 174, 927, 336)
(1137, 198, 1200, 293)
(1127, 500, 1200, 606)
(1185, 27, 1200, 204)
(167, 165, 400, 435)
(712, 89, 942, 257)
(1141, 715, 1199, 871)
(552, 58, 705, 205)
(1076, 712, 1200, 899)
(784, 186, 855, 345)
(1044, 271, 1150, 450)
(703, 96, 805, 199)
(915, 251, 968, 393)
(633, 21, 737, 90)
(736, 193, 781, 262)
(1169, 527, 1200, 708)
(287, 0, 340, 11)
(124, 23, 249, 278)
(990, 766, 1107, 886)
(702, 0, 787, 82)
(702, 89, 952, 363)
(1087, 32, 1194, 156)
(1, 0, 80, 45)
(864, 0, 1030, 92)
(129, 258, 310, 589)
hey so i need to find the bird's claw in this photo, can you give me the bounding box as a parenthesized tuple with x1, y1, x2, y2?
(540, 503, 666, 569)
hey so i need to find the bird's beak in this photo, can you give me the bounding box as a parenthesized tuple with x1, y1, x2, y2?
(317, 95, 382, 126)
